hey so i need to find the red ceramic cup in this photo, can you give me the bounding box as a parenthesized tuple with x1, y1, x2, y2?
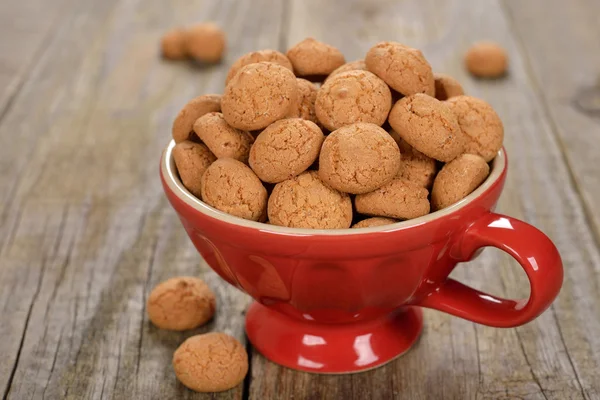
(160, 142, 563, 374)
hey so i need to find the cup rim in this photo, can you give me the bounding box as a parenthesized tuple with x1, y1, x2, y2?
(161, 140, 506, 236)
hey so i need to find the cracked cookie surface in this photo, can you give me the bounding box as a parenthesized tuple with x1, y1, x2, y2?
(225, 49, 293, 85)
(288, 78, 319, 124)
(193, 112, 254, 163)
(172, 94, 221, 143)
(434, 73, 464, 100)
(355, 177, 430, 220)
(286, 37, 345, 76)
(431, 153, 489, 210)
(173, 141, 217, 198)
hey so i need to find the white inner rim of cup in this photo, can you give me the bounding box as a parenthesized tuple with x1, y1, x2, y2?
(162, 140, 506, 236)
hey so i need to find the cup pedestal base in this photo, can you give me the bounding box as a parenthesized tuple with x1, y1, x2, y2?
(245, 302, 423, 374)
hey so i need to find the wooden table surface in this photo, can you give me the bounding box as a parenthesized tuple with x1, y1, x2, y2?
(1, 0, 600, 398)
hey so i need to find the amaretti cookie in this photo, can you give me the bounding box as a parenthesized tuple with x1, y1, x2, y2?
(249, 118, 324, 183)
(172, 94, 222, 143)
(434, 73, 465, 101)
(172, 141, 217, 198)
(388, 93, 464, 162)
(268, 171, 352, 229)
(431, 153, 490, 210)
(325, 59, 367, 82)
(185, 23, 226, 63)
(319, 123, 401, 194)
(221, 62, 298, 131)
(352, 217, 398, 229)
(201, 158, 267, 221)
(173, 333, 248, 392)
(147, 277, 215, 331)
(161, 28, 187, 60)
(395, 137, 437, 189)
(365, 42, 435, 96)
(355, 178, 430, 220)
(315, 70, 392, 131)
(225, 49, 293, 85)
(445, 95, 504, 162)
(193, 112, 254, 163)
(289, 78, 319, 124)
(465, 41, 508, 78)
(286, 37, 345, 76)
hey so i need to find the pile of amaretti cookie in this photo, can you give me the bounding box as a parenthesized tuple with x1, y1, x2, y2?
(171, 38, 503, 229)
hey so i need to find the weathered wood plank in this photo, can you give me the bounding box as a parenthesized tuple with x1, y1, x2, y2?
(248, 0, 600, 399)
(0, 0, 283, 398)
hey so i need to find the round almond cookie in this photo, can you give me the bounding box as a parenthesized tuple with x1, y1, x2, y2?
(185, 22, 226, 63)
(431, 153, 490, 211)
(288, 78, 319, 124)
(172, 141, 217, 198)
(173, 333, 248, 393)
(365, 41, 435, 96)
(315, 70, 392, 131)
(193, 112, 254, 163)
(445, 95, 504, 162)
(319, 123, 401, 194)
(222, 62, 298, 131)
(395, 136, 437, 189)
(325, 59, 367, 82)
(147, 277, 215, 331)
(352, 217, 398, 229)
(434, 73, 465, 101)
(464, 41, 508, 78)
(268, 171, 352, 229)
(225, 49, 293, 85)
(161, 28, 187, 60)
(172, 94, 221, 143)
(201, 158, 267, 221)
(249, 118, 324, 183)
(286, 37, 346, 76)
(388, 93, 464, 162)
(355, 178, 430, 220)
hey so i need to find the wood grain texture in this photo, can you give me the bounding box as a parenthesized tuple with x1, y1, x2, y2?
(0, 0, 282, 398)
(248, 0, 600, 399)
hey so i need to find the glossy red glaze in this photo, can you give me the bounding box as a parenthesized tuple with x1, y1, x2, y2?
(160, 143, 563, 374)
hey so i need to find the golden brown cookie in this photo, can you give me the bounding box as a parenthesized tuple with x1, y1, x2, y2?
(431, 153, 490, 210)
(286, 37, 346, 76)
(388, 93, 464, 162)
(268, 171, 352, 229)
(172, 95, 222, 143)
(173, 333, 248, 393)
(315, 70, 392, 131)
(352, 217, 397, 229)
(434, 73, 465, 101)
(221, 62, 298, 131)
(201, 158, 267, 221)
(465, 41, 508, 78)
(365, 42, 435, 96)
(325, 59, 367, 82)
(355, 178, 430, 220)
(319, 123, 401, 194)
(185, 23, 226, 63)
(249, 119, 324, 183)
(288, 78, 319, 124)
(193, 112, 254, 163)
(445, 95, 504, 162)
(225, 49, 293, 85)
(173, 141, 217, 198)
(161, 28, 187, 60)
(395, 136, 437, 189)
(147, 277, 215, 331)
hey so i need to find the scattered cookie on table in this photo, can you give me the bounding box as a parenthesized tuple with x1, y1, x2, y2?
(201, 158, 267, 221)
(147, 277, 215, 331)
(193, 112, 254, 163)
(464, 41, 508, 78)
(172, 94, 222, 143)
(286, 37, 346, 77)
(389, 93, 464, 162)
(222, 62, 298, 131)
(161, 28, 187, 60)
(185, 22, 226, 63)
(431, 153, 490, 210)
(172, 141, 216, 198)
(249, 118, 324, 183)
(173, 333, 248, 393)
(365, 41, 435, 96)
(433, 73, 465, 101)
(315, 70, 392, 131)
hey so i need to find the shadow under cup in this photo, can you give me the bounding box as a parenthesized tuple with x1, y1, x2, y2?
(160, 142, 563, 374)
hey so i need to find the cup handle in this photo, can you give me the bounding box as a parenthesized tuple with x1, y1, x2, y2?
(417, 212, 563, 327)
